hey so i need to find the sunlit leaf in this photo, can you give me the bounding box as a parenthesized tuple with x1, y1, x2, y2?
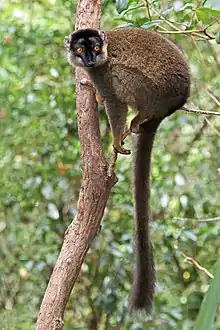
(115, 0, 129, 14)
(216, 32, 220, 43)
(194, 261, 220, 330)
(204, 0, 220, 10)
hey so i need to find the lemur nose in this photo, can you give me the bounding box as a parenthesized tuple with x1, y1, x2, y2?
(86, 61, 95, 67)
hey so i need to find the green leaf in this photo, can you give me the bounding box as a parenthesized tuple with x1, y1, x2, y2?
(194, 261, 220, 330)
(120, 3, 145, 16)
(115, 0, 129, 14)
(216, 32, 220, 43)
(204, 0, 220, 10)
(196, 7, 220, 23)
(116, 23, 134, 28)
(200, 7, 220, 16)
(113, 16, 135, 24)
(141, 20, 164, 29)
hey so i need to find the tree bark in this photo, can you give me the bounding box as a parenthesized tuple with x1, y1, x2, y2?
(36, 1, 117, 329)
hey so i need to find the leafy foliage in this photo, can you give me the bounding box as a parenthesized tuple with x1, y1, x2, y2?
(0, 0, 220, 329)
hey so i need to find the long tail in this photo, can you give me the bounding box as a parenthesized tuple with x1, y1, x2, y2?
(130, 119, 161, 313)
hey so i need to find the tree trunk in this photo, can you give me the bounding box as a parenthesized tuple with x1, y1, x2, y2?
(36, 1, 117, 329)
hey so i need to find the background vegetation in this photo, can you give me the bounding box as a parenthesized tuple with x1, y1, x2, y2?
(0, 0, 220, 329)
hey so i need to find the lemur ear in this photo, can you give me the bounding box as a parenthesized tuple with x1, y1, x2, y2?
(64, 35, 71, 50)
(98, 30, 107, 44)
(98, 30, 108, 57)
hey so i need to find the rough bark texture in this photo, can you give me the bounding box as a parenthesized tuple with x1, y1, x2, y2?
(36, 1, 117, 329)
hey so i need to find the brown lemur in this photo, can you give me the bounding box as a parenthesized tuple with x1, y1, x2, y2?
(64, 28, 190, 313)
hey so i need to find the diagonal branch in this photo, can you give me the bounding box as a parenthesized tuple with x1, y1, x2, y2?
(36, 1, 118, 329)
(182, 253, 214, 278)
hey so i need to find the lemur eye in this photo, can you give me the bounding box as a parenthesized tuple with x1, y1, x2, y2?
(76, 47, 83, 54)
(94, 45, 100, 52)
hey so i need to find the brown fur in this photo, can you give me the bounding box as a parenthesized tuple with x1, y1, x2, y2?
(65, 28, 190, 313)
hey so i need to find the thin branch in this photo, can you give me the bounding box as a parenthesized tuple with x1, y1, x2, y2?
(182, 253, 214, 278)
(181, 106, 220, 116)
(174, 217, 220, 223)
(204, 117, 220, 138)
(182, 118, 208, 154)
(207, 91, 220, 107)
(145, 0, 152, 21)
(159, 28, 206, 35)
(203, 17, 220, 37)
(150, 7, 180, 31)
(198, 217, 220, 223)
(159, 29, 215, 40)
(172, 251, 185, 285)
(158, 25, 210, 40)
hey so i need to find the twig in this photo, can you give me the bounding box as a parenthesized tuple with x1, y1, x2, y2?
(159, 29, 215, 40)
(207, 91, 220, 107)
(174, 217, 220, 222)
(198, 217, 220, 223)
(172, 251, 185, 285)
(159, 28, 205, 35)
(184, 118, 208, 153)
(182, 253, 214, 278)
(204, 117, 220, 138)
(203, 18, 220, 39)
(181, 106, 220, 116)
(158, 26, 211, 40)
(145, 0, 152, 21)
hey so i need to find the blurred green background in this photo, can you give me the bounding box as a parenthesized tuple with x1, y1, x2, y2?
(0, 0, 220, 329)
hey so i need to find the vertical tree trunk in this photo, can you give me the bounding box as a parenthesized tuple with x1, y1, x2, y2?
(36, 1, 117, 329)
